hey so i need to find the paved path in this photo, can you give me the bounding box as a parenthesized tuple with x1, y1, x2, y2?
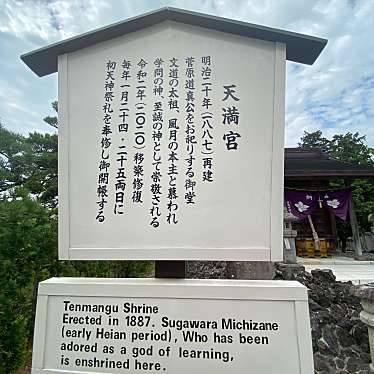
(298, 256, 374, 284)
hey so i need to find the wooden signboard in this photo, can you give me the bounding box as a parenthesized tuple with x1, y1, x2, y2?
(57, 21, 285, 261)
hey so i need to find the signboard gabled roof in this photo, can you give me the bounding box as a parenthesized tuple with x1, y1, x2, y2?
(21, 7, 327, 77)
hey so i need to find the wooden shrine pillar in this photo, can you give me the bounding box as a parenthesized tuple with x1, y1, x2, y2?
(349, 197, 363, 258)
(329, 212, 341, 251)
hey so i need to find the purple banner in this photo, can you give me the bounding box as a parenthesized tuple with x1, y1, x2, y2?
(284, 188, 352, 220)
(321, 188, 351, 220)
(284, 190, 318, 220)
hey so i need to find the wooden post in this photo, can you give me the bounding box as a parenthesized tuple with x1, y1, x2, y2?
(155, 261, 186, 278)
(349, 197, 363, 257)
(329, 212, 341, 252)
(307, 214, 320, 253)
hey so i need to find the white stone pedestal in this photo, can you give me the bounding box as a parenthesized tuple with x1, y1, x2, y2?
(31, 278, 314, 374)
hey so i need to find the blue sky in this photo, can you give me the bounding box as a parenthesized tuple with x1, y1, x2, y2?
(1, 0, 374, 146)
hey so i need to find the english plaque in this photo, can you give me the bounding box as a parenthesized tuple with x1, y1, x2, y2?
(32, 278, 313, 374)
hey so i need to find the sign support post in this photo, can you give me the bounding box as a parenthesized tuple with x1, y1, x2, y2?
(155, 260, 186, 278)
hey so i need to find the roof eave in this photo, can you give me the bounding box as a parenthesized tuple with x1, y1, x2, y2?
(21, 7, 327, 77)
(285, 172, 374, 179)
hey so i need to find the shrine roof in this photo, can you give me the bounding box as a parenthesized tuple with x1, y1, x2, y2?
(285, 148, 374, 179)
(21, 7, 327, 77)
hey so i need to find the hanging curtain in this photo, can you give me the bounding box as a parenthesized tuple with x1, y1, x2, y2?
(284, 190, 318, 219)
(320, 188, 351, 220)
(284, 188, 352, 220)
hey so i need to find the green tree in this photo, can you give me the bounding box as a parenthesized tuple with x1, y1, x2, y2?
(299, 131, 374, 166)
(298, 129, 330, 151)
(0, 124, 58, 208)
(329, 132, 374, 166)
(0, 194, 57, 372)
(43, 101, 58, 129)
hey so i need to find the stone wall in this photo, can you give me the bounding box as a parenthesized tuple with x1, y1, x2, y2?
(277, 265, 370, 373)
(187, 261, 372, 374)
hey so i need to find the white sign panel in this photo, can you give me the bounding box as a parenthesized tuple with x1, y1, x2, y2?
(32, 278, 313, 373)
(59, 21, 285, 260)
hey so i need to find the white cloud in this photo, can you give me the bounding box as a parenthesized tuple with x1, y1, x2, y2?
(0, 0, 60, 41)
(282, 0, 374, 146)
(0, 0, 374, 149)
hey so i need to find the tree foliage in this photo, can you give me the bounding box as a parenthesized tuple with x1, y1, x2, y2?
(298, 130, 330, 151)
(43, 101, 58, 129)
(299, 130, 374, 166)
(0, 195, 56, 372)
(0, 124, 58, 208)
